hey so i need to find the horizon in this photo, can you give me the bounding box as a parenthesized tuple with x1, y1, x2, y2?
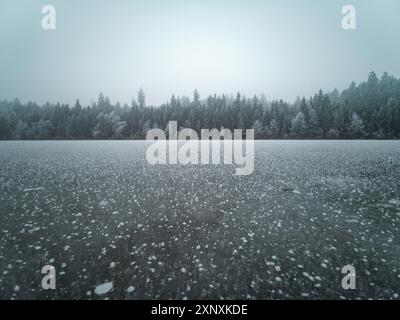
(0, 70, 395, 107)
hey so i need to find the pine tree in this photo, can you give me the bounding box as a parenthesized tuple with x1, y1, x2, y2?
(0, 117, 11, 139)
(348, 113, 366, 138)
(291, 112, 307, 138)
(193, 90, 200, 106)
(251, 120, 264, 138)
(138, 88, 146, 108)
(266, 119, 280, 138)
(141, 120, 151, 136)
(307, 108, 322, 137)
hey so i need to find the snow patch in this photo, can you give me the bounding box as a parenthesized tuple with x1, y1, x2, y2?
(94, 282, 113, 295)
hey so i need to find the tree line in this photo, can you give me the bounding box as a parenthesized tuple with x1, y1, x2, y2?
(0, 72, 399, 140)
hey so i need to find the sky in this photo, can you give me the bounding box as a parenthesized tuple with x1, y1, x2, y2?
(0, 0, 399, 106)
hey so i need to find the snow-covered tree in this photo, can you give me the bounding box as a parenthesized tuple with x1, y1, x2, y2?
(0, 117, 11, 139)
(348, 112, 366, 138)
(307, 108, 322, 137)
(265, 119, 280, 138)
(141, 120, 152, 136)
(93, 112, 126, 139)
(138, 88, 146, 108)
(12, 120, 28, 139)
(251, 120, 264, 138)
(291, 112, 307, 138)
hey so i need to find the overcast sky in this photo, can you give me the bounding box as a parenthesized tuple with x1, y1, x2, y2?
(0, 0, 399, 106)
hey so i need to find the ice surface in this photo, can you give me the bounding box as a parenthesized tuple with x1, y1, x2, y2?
(23, 187, 45, 192)
(0, 140, 400, 299)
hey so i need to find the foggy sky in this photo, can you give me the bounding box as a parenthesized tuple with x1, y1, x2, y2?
(0, 0, 399, 106)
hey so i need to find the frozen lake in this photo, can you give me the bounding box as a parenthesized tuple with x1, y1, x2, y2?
(0, 141, 400, 299)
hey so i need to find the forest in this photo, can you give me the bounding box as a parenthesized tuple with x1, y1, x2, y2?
(0, 72, 399, 140)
